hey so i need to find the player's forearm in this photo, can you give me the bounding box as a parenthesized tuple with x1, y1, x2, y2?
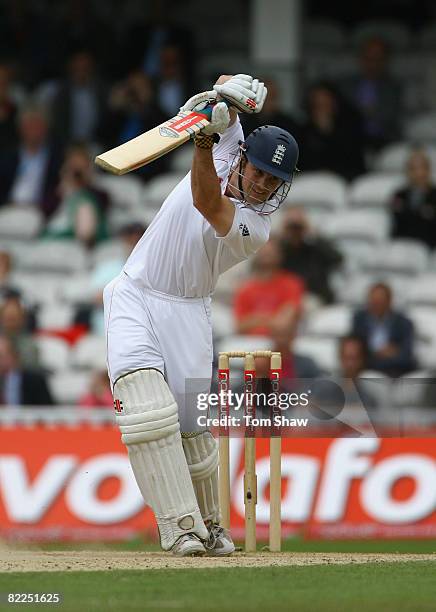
(191, 146, 222, 215)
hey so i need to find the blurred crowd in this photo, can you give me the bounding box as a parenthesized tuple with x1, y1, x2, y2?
(0, 1, 435, 410)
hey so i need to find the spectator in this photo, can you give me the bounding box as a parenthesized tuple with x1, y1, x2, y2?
(0, 334, 52, 406)
(0, 104, 61, 207)
(74, 222, 146, 334)
(0, 296, 39, 369)
(156, 44, 188, 116)
(50, 49, 107, 146)
(0, 251, 16, 298)
(0, 62, 18, 151)
(42, 143, 110, 248)
(390, 150, 436, 248)
(280, 208, 342, 304)
(340, 37, 402, 152)
(241, 78, 300, 139)
(103, 71, 168, 180)
(78, 370, 113, 408)
(299, 81, 365, 180)
(337, 335, 378, 410)
(351, 282, 416, 376)
(233, 238, 304, 337)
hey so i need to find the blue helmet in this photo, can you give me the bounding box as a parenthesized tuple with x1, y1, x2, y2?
(243, 125, 299, 182)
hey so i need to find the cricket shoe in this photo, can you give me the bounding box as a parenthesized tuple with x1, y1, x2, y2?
(204, 523, 235, 556)
(171, 534, 206, 557)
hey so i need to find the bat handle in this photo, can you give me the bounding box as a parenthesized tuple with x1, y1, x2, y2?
(198, 98, 232, 121)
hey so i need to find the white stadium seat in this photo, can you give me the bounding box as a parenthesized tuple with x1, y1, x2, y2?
(0, 206, 42, 239)
(211, 302, 235, 339)
(293, 335, 339, 373)
(92, 240, 126, 267)
(146, 173, 185, 208)
(12, 272, 62, 306)
(363, 239, 430, 276)
(407, 307, 436, 344)
(337, 271, 411, 308)
(348, 173, 404, 209)
(94, 173, 144, 210)
(407, 274, 436, 308)
(18, 240, 88, 274)
(305, 305, 352, 338)
(37, 303, 75, 329)
(325, 210, 390, 243)
(35, 336, 70, 372)
(286, 172, 347, 210)
(49, 370, 92, 404)
(213, 259, 251, 304)
(71, 334, 107, 370)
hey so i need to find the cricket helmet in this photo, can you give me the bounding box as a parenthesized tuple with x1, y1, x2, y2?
(242, 125, 299, 182)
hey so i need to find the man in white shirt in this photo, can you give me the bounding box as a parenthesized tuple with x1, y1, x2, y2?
(103, 74, 299, 557)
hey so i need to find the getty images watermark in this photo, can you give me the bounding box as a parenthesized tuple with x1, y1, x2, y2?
(196, 389, 310, 429)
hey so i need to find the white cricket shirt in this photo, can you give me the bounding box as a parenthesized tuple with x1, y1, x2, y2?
(123, 118, 271, 298)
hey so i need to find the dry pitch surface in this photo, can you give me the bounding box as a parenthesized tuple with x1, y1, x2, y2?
(1, 550, 435, 572)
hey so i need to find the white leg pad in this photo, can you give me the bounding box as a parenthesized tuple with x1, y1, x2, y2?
(114, 369, 208, 550)
(182, 431, 220, 524)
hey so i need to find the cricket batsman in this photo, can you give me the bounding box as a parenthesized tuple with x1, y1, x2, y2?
(103, 74, 299, 556)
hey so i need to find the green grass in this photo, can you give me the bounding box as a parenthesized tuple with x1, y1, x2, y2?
(1, 563, 436, 612)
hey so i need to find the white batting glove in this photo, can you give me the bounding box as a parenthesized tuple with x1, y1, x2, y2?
(180, 90, 230, 135)
(180, 90, 217, 112)
(214, 74, 267, 114)
(201, 101, 230, 135)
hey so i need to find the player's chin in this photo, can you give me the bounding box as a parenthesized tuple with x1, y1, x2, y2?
(245, 191, 269, 205)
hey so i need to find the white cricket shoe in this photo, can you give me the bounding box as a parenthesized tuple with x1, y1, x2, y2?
(171, 534, 206, 557)
(204, 523, 236, 556)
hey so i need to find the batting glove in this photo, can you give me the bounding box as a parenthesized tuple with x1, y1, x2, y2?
(180, 90, 230, 135)
(214, 74, 267, 114)
(180, 90, 217, 112)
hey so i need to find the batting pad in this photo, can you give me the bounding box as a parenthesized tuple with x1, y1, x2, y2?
(114, 369, 208, 549)
(182, 431, 220, 524)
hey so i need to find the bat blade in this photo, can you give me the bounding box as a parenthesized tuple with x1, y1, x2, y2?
(95, 110, 211, 175)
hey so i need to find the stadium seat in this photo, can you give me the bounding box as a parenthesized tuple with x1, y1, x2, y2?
(12, 272, 61, 306)
(305, 305, 352, 338)
(348, 173, 404, 209)
(92, 240, 126, 267)
(336, 271, 411, 308)
(213, 259, 251, 304)
(363, 239, 430, 276)
(391, 370, 434, 409)
(373, 143, 436, 173)
(293, 335, 339, 373)
(108, 206, 156, 233)
(325, 210, 390, 242)
(18, 240, 88, 274)
(304, 19, 346, 50)
(406, 274, 436, 307)
(71, 334, 107, 370)
(405, 112, 436, 143)
(211, 302, 235, 339)
(350, 20, 411, 50)
(35, 336, 70, 372)
(94, 173, 144, 210)
(0, 206, 42, 239)
(414, 338, 436, 371)
(49, 370, 92, 404)
(58, 273, 95, 305)
(146, 173, 186, 208)
(407, 307, 436, 344)
(286, 172, 347, 210)
(37, 303, 75, 329)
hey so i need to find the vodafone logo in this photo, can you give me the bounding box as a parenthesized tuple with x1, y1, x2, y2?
(0, 454, 144, 525)
(232, 439, 436, 525)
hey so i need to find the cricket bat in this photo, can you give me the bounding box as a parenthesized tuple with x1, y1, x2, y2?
(95, 106, 215, 175)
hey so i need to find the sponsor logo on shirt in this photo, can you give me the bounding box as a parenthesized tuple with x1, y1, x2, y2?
(239, 223, 250, 237)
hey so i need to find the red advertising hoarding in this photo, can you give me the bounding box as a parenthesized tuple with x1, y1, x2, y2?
(0, 425, 435, 541)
